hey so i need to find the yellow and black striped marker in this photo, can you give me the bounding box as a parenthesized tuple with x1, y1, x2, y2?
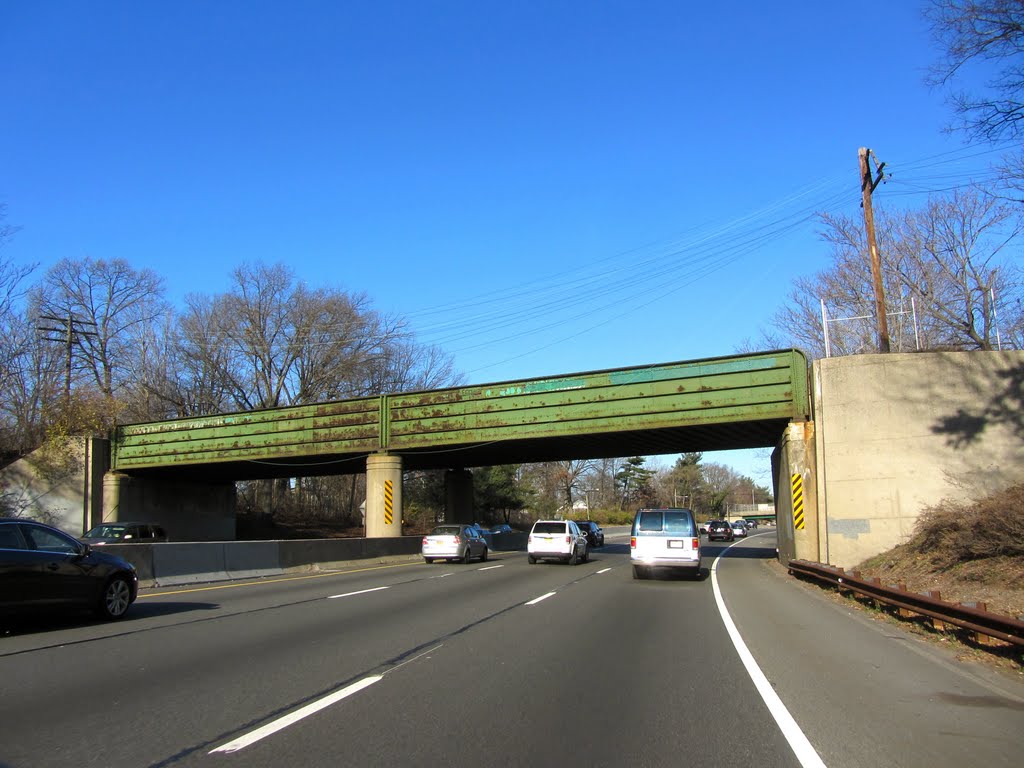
(384, 479, 394, 525)
(791, 473, 805, 530)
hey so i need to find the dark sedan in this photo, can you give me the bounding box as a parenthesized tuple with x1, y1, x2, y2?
(576, 521, 605, 548)
(0, 519, 139, 621)
(706, 520, 735, 542)
(82, 521, 168, 545)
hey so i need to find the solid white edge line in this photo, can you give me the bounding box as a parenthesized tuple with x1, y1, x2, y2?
(478, 565, 504, 571)
(209, 675, 383, 754)
(525, 591, 556, 605)
(712, 542, 828, 768)
(596, 568, 612, 574)
(327, 586, 390, 599)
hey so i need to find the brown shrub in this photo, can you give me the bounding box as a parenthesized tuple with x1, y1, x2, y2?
(907, 484, 1024, 568)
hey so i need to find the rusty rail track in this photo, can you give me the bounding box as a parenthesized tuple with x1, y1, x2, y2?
(788, 559, 1024, 647)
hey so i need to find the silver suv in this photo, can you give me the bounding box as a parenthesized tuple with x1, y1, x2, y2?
(527, 520, 589, 565)
(630, 507, 701, 579)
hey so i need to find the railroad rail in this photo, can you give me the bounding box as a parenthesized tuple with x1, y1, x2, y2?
(787, 559, 1024, 648)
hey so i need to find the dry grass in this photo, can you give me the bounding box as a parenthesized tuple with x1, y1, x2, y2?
(854, 484, 1024, 619)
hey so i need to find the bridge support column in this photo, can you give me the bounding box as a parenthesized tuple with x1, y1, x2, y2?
(102, 471, 236, 540)
(366, 454, 403, 538)
(772, 420, 820, 564)
(444, 469, 474, 524)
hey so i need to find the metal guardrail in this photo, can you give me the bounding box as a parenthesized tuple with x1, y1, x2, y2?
(788, 559, 1024, 648)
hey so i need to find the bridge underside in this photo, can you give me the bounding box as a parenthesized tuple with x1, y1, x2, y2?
(112, 350, 809, 481)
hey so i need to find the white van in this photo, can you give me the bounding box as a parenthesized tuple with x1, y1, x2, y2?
(630, 508, 701, 579)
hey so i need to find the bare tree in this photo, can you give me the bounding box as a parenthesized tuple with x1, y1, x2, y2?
(33, 258, 169, 424)
(925, 1, 1024, 193)
(700, 462, 742, 516)
(926, 0, 1024, 142)
(770, 188, 1023, 357)
(552, 459, 596, 509)
(177, 263, 457, 412)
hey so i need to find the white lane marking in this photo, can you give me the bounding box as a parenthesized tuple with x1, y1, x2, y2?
(596, 568, 611, 574)
(525, 591, 556, 605)
(711, 543, 827, 768)
(478, 565, 504, 571)
(327, 586, 390, 599)
(209, 676, 383, 754)
(432, 572, 455, 579)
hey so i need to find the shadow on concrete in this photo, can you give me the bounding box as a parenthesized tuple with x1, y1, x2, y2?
(931, 362, 1024, 448)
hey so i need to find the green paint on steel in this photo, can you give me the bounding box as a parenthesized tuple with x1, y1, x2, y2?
(110, 350, 809, 472)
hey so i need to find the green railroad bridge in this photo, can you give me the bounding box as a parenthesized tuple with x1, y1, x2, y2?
(92, 348, 1024, 567)
(103, 350, 814, 557)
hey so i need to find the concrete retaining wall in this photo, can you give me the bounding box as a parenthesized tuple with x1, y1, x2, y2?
(813, 350, 1024, 568)
(109, 536, 424, 587)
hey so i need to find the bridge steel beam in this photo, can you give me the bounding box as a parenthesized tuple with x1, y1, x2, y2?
(110, 350, 810, 478)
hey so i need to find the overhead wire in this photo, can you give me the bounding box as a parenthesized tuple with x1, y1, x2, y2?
(178, 140, 1017, 374)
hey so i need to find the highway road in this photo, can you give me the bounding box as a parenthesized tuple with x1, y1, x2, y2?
(2, 529, 1022, 767)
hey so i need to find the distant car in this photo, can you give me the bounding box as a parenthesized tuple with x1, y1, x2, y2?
(422, 524, 488, 563)
(489, 524, 514, 534)
(576, 521, 605, 548)
(0, 518, 139, 620)
(707, 520, 734, 542)
(527, 520, 588, 564)
(630, 507, 701, 579)
(699, 521, 710, 535)
(746, 520, 758, 529)
(730, 521, 748, 538)
(81, 521, 168, 545)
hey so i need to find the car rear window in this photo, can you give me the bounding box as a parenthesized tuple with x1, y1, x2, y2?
(635, 510, 695, 535)
(532, 522, 566, 534)
(430, 526, 462, 536)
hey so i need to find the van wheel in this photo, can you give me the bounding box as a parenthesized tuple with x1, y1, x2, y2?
(528, 554, 536, 564)
(632, 565, 646, 580)
(480, 546, 488, 562)
(424, 557, 433, 564)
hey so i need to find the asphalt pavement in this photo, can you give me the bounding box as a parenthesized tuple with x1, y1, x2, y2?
(1, 528, 1021, 767)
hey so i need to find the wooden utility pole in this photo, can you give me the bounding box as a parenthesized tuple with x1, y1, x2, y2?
(37, 312, 98, 406)
(859, 147, 890, 353)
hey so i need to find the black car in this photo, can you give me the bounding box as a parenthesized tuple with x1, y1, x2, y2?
(0, 519, 139, 621)
(576, 521, 605, 548)
(706, 520, 735, 542)
(81, 521, 168, 545)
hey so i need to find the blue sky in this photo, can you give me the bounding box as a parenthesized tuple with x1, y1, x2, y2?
(0, 1, 1010, 485)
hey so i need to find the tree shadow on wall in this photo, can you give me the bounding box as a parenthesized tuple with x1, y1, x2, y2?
(931, 363, 1023, 448)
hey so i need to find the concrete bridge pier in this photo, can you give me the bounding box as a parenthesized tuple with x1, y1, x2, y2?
(444, 469, 474, 524)
(365, 454, 403, 538)
(773, 420, 819, 564)
(102, 471, 236, 540)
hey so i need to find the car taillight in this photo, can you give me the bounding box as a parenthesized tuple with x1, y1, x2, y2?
(630, 537, 636, 548)
(421, 537, 428, 545)
(454, 536, 461, 544)
(565, 535, 571, 544)
(691, 538, 699, 549)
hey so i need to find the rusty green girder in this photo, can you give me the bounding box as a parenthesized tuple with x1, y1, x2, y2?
(111, 349, 809, 480)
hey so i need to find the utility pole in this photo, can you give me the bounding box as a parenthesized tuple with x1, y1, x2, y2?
(38, 312, 98, 406)
(859, 147, 890, 353)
